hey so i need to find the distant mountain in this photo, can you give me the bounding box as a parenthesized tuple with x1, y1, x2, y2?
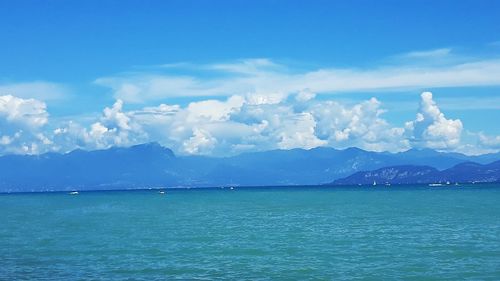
(331, 160, 500, 185)
(0, 142, 499, 192)
(0, 143, 179, 192)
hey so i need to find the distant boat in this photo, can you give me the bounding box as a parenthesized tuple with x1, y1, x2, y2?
(372, 181, 377, 186)
(69, 191, 79, 195)
(385, 182, 391, 187)
(230, 186, 235, 190)
(428, 183, 443, 187)
(158, 190, 166, 195)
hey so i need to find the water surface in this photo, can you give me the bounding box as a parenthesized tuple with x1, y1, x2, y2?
(1, 185, 500, 280)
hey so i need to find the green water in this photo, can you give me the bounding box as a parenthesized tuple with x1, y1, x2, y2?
(1, 186, 500, 280)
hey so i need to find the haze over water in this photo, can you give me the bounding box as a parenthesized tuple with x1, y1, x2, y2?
(1, 185, 500, 280)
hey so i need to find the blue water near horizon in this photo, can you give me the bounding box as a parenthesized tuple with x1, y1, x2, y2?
(2, 185, 500, 280)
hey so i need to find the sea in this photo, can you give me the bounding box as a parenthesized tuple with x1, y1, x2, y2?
(1, 185, 500, 280)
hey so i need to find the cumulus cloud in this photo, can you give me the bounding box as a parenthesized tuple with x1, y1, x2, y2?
(0, 95, 48, 128)
(52, 100, 147, 151)
(78, 92, 411, 155)
(405, 92, 463, 150)
(79, 90, 475, 155)
(0, 95, 51, 154)
(0, 90, 497, 156)
(182, 128, 217, 154)
(308, 97, 408, 151)
(85, 53, 500, 155)
(276, 112, 326, 150)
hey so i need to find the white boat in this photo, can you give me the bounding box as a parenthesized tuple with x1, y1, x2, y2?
(69, 191, 79, 195)
(428, 183, 443, 187)
(158, 190, 166, 195)
(372, 181, 377, 186)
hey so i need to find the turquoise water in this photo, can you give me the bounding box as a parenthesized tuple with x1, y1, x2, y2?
(1, 186, 500, 280)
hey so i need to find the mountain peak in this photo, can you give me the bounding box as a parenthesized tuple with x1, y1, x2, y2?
(343, 147, 365, 153)
(130, 142, 175, 157)
(403, 147, 438, 154)
(131, 141, 162, 149)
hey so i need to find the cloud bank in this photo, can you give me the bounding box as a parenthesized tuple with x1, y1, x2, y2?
(1, 91, 498, 156)
(1, 50, 500, 156)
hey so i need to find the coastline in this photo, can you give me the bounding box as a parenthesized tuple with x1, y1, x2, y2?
(1, 182, 499, 195)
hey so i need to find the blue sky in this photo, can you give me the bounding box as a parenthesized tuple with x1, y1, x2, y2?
(0, 0, 499, 155)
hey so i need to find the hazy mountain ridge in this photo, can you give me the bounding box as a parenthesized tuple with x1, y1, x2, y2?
(331, 160, 500, 185)
(1, 142, 499, 192)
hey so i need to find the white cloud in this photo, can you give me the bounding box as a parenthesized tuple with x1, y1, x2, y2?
(403, 48, 452, 59)
(0, 81, 69, 101)
(405, 92, 463, 150)
(310, 97, 409, 152)
(3, 49, 499, 156)
(182, 128, 217, 154)
(95, 75, 208, 102)
(245, 91, 287, 105)
(12, 90, 488, 156)
(210, 58, 280, 74)
(295, 89, 316, 102)
(0, 95, 48, 128)
(478, 133, 500, 150)
(186, 95, 244, 122)
(52, 100, 148, 151)
(101, 100, 131, 130)
(95, 54, 500, 103)
(94, 92, 411, 155)
(276, 112, 327, 150)
(0, 95, 51, 154)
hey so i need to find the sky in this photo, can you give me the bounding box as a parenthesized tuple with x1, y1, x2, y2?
(0, 0, 500, 156)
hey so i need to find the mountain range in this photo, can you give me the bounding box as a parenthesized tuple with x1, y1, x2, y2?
(331, 161, 500, 186)
(1, 142, 499, 192)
